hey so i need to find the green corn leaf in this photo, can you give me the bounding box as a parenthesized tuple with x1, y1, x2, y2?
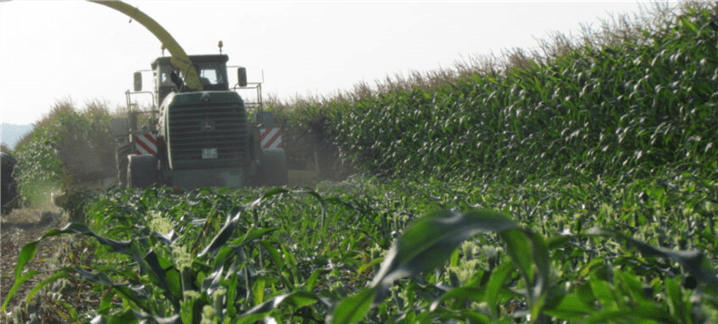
(232, 226, 278, 247)
(14, 240, 38, 281)
(457, 310, 491, 324)
(329, 286, 379, 324)
(279, 290, 318, 308)
(430, 307, 491, 324)
(589, 274, 619, 311)
(146, 314, 182, 324)
(252, 276, 266, 305)
(370, 209, 519, 289)
(201, 264, 224, 295)
(49, 222, 134, 253)
(574, 281, 596, 306)
(1, 269, 40, 312)
(152, 230, 178, 246)
(429, 287, 483, 312)
(246, 187, 290, 209)
(212, 246, 234, 270)
(500, 229, 534, 290)
(665, 276, 689, 323)
(543, 294, 597, 320)
(144, 249, 180, 306)
(99, 288, 119, 314)
(331, 208, 522, 323)
(579, 257, 606, 279)
(296, 188, 329, 246)
(280, 244, 298, 278)
(485, 261, 515, 319)
(404, 310, 417, 323)
(25, 271, 73, 306)
(1, 240, 39, 312)
(449, 248, 460, 267)
(225, 270, 239, 319)
(587, 228, 718, 290)
(584, 304, 679, 324)
(198, 212, 241, 257)
(528, 231, 550, 288)
(355, 257, 384, 281)
(527, 231, 550, 318)
(682, 17, 698, 34)
(615, 270, 649, 303)
(305, 268, 325, 291)
(260, 241, 285, 273)
(91, 308, 138, 324)
(131, 310, 182, 324)
(72, 267, 152, 313)
(236, 290, 319, 324)
(113, 310, 138, 324)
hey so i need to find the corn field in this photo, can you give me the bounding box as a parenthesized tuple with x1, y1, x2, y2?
(3, 3, 717, 324)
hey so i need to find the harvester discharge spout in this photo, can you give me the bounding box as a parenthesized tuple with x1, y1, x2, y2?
(88, 0, 202, 91)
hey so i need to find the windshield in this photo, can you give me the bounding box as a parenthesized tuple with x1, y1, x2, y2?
(157, 61, 228, 90)
(197, 63, 226, 86)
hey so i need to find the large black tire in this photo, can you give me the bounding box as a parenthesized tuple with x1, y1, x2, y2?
(259, 149, 288, 186)
(116, 143, 133, 187)
(1, 152, 18, 213)
(128, 154, 159, 189)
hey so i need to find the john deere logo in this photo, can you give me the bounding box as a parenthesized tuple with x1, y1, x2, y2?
(200, 119, 215, 132)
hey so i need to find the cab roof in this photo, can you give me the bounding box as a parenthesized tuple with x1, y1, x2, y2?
(151, 54, 229, 69)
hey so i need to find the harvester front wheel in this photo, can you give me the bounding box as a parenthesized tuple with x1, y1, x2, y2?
(259, 149, 288, 186)
(116, 143, 133, 187)
(128, 154, 158, 189)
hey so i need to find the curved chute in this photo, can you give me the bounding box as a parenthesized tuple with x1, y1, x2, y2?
(89, 0, 202, 90)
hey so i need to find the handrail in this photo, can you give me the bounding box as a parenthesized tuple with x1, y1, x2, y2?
(232, 82, 264, 112)
(124, 90, 155, 110)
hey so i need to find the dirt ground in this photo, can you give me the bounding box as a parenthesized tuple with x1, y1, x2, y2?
(1, 206, 101, 323)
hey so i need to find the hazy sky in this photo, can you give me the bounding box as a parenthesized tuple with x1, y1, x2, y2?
(1, 1, 665, 125)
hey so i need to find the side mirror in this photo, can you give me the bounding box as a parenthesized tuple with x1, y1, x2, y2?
(133, 72, 142, 91)
(238, 67, 248, 87)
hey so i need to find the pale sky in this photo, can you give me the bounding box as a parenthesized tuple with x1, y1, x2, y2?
(1, 1, 667, 125)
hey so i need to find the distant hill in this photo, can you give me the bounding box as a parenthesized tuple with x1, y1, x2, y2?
(1, 123, 35, 151)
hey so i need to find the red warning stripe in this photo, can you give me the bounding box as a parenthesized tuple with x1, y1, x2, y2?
(135, 134, 157, 155)
(260, 128, 283, 149)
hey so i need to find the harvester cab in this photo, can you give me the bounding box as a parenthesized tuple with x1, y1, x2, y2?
(151, 55, 235, 104)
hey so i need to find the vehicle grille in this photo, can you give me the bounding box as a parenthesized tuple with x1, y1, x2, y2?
(169, 102, 248, 169)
